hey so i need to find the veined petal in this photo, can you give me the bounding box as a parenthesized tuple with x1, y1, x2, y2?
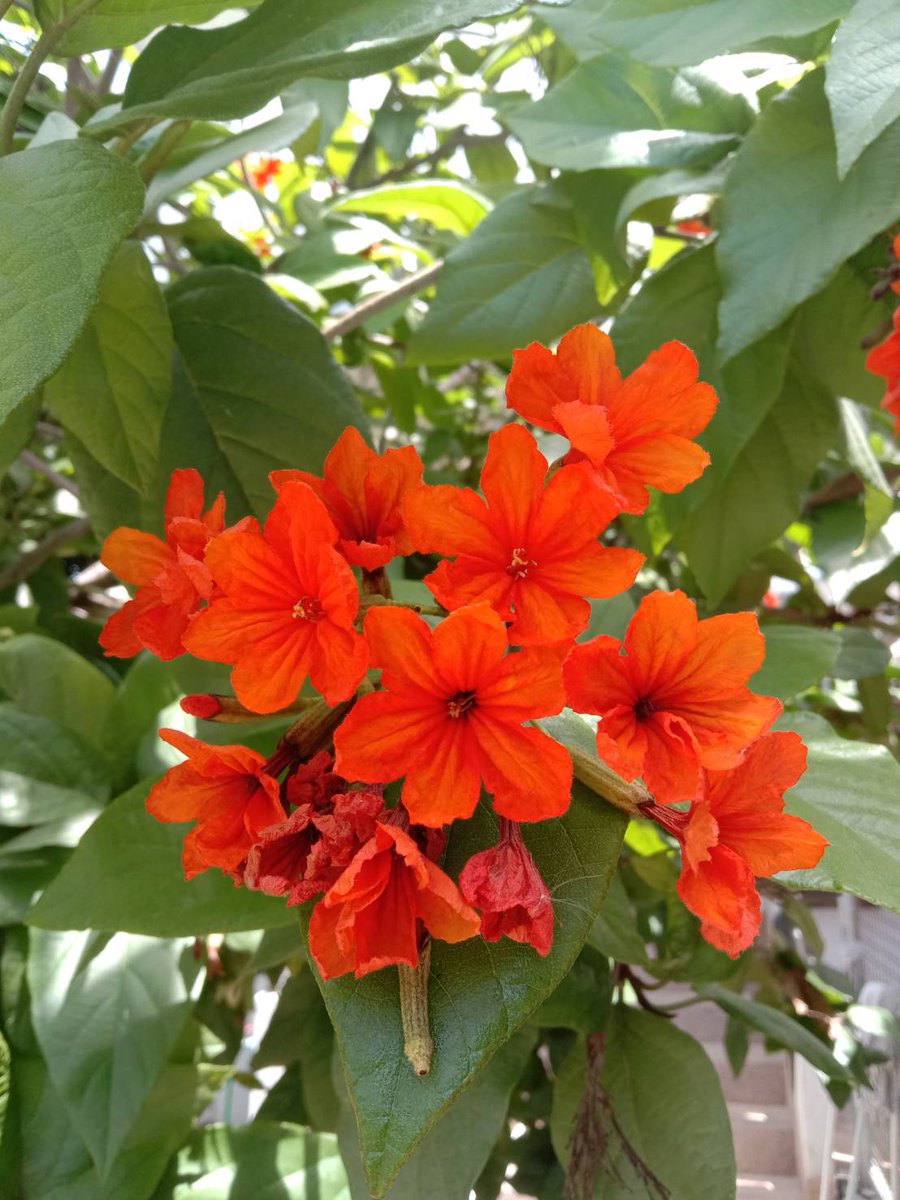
(307, 621, 369, 705)
(418, 858, 481, 943)
(402, 484, 495, 559)
(479, 424, 545, 545)
(308, 901, 357, 979)
(623, 590, 697, 697)
(555, 323, 622, 405)
(203, 530, 298, 610)
(611, 341, 717, 441)
(607, 435, 710, 502)
(474, 716, 572, 822)
(102, 528, 172, 587)
(671, 690, 781, 771)
(424, 558, 516, 620)
(265, 481, 339, 578)
(432, 604, 507, 694)
(532, 461, 622, 553)
(564, 635, 637, 714)
(506, 341, 574, 431)
(164, 468, 205, 523)
(638, 711, 704, 803)
(661, 610, 766, 701)
(402, 717, 484, 826)
(507, 580, 590, 645)
(363, 605, 444, 696)
(677, 845, 760, 958)
(554, 401, 616, 471)
(334, 689, 446, 785)
(480, 643, 567, 720)
(536, 544, 643, 601)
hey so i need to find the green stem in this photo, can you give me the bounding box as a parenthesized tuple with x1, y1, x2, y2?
(0, 0, 102, 155)
(112, 117, 158, 157)
(566, 743, 651, 818)
(137, 118, 191, 183)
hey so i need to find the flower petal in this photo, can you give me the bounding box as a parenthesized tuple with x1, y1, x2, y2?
(474, 715, 572, 822)
(333, 689, 445, 785)
(402, 484, 495, 559)
(479, 424, 545, 544)
(555, 323, 622, 405)
(432, 604, 508, 694)
(506, 341, 574, 431)
(677, 845, 760, 958)
(417, 858, 481, 943)
(363, 605, 444, 696)
(102, 528, 172, 587)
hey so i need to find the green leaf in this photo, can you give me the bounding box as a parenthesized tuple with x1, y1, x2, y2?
(331, 181, 491, 235)
(506, 58, 752, 172)
(114, 0, 521, 124)
(826, 0, 900, 177)
(615, 163, 727, 233)
(163, 266, 369, 520)
(27, 929, 201, 1175)
(589, 872, 651, 966)
(312, 785, 626, 1197)
(0, 634, 117, 751)
(17, 1056, 197, 1200)
(540, 0, 848, 67)
(777, 711, 900, 914)
(145, 95, 318, 210)
(408, 186, 599, 365)
(0, 705, 110, 813)
(683, 362, 839, 605)
(0, 140, 144, 422)
(43, 242, 171, 491)
(337, 1030, 536, 1200)
(832, 627, 892, 680)
(99, 654, 180, 790)
(36, 0, 256, 55)
(550, 1008, 736, 1200)
(750, 625, 841, 700)
(0, 393, 41, 477)
(717, 70, 900, 360)
(699, 983, 853, 1080)
(170, 1122, 351, 1199)
(27, 779, 297, 935)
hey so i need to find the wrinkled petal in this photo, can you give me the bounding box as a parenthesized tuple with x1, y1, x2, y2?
(564, 635, 637, 713)
(555, 324, 622, 406)
(554, 400, 616, 471)
(678, 845, 760, 958)
(479, 424, 545, 545)
(164, 468, 205, 523)
(506, 341, 574, 431)
(363, 605, 444, 696)
(308, 900, 357, 979)
(474, 716, 572, 822)
(402, 484, 496, 560)
(480, 643, 567, 721)
(102, 528, 172, 587)
(417, 858, 481, 943)
(334, 689, 446, 785)
(432, 605, 508, 694)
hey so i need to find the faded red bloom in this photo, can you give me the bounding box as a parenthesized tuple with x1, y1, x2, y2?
(308, 822, 480, 979)
(506, 324, 718, 513)
(271, 426, 424, 571)
(284, 750, 345, 809)
(334, 604, 573, 827)
(245, 786, 384, 904)
(147, 729, 285, 878)
(183, 481, 368, 713)
(650, 731, 827, 956)
(245, 153, 283, 190)
(459, 818, 553, 955)
(676, 218, 712, 236)
(865, 307, 900, 434)
(564, 589, 781, 804)
(402, 424, 643, 645)
(100, 468, 230, 660)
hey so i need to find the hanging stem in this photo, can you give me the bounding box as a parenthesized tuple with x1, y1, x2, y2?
(137, 119, 191, 183)
(0, 0, 102, 155)
(398, 940, 434, 1076)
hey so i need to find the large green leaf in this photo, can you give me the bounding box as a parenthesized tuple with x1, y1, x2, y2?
(313, 784, 626, 1196)
(0, 140, 144, 422)
(0, 634, 116, 751)
(683, 363, 839, 605)
(0, 704, 110, 806)
(826, 0, 900, 177)
(508, 58, 751, 172)
(113, 0, 521, 124)
(540, 0, 848, 67)
(778, 712, 900, 913)
(750, 625, 841, 700)
(0, 393, 41, 476)
(717, 70, 900, 360)
(43, 243, 171, 492)
(170, 1122, 350, 1199)
(331, 181, 491, 236)
(408, 186, 599, 365)
(35, 0, 255, 54)
(27, 780, 297, 935)
(550, 1008, 736, 1200)
(337, 1029, 536, 1200)
(17, 1056, 197, 1200)
(163, 266, 369, 521)
(27, 929, 201, 1175)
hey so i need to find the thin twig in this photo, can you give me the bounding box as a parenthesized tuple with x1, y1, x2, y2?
(0, 516, 91, 593)
(96, 47, 123, 96)
(363, 130, 506, 189)
(18, 449, 80, 498)
(138, 119, 191, 183)
(323, 261, 443, 340)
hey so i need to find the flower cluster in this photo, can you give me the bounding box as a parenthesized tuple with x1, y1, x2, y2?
(102, 325, 826, 979)
(866, 233, 900, 434)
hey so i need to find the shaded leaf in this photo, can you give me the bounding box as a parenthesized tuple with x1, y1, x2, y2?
(826, 0, 900, 177)
(331, 180, 491, 235)
(750, 625, 841, 700)
(35, 0, 255, 55)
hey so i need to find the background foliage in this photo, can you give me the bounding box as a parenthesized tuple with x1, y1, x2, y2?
(0, 1, 898, 1197)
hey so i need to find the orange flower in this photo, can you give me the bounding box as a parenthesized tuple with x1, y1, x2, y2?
(402, 424, 643, 645)
(146, 729, 285, 878)
(564, 590, 781, 804)
(676, 218, 712, 236)
(649, 731, 827, 956)
(271, 426, 424, 571)
(245, 153, 282, 190)
(333, 604, 573, 827)
(183, 481, 368, 713)
(865, 307, 900, 434)
(308, 821, 480, 979)
(100, 468, 229, 660)
(506, 324, 718, 513)
(459, 818, 554, 955)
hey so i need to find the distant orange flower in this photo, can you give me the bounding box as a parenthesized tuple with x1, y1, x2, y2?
(183, 481, 368, 713)
(865, 307, 900, 434)
(245, 153, 283, 190)
(271, 426, 424, 571)
(308, 821, 480, 979)
(333, 604, 573, 827)
(564, 590, 781, 804)
(676, 218, 712, 236)
(650, 731, 827, 956)
(403, 424, 643, 645)
(506, 324, 718, 513)
(147, 729, 285, 878)
(100, 468, 229, 660)
(459, 818, 554, 955)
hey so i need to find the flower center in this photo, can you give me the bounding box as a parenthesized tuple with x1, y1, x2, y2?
(447, 690, 477, 720)
(507, 546, 537, 578)
(634, 696, 656, 721)
(291, 595, 324, 622)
